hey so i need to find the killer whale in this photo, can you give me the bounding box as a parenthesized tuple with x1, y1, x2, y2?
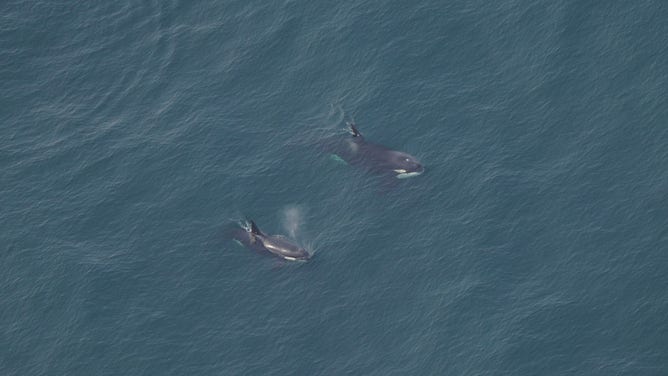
(325, 122, 424, 179)
(231, 220, 310, 261)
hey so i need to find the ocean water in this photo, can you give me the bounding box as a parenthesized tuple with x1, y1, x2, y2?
(2, 0, 667, 374)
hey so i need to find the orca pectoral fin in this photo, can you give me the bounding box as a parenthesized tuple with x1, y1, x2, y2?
(329, 154, 348, 165)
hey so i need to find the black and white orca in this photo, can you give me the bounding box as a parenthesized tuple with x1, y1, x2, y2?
(231, 220, 310, 261)
(326, 122, 424, 179)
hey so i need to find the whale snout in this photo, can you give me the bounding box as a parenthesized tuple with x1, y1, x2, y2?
(296, 249, 311, 261)
(391, 152, 424, 178)
(393, 158, 424, 178)
(282, 249, 311, 261)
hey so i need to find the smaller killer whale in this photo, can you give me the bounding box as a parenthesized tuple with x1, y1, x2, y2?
(231, 220, 310, 261)
(326, 122, 424, 179)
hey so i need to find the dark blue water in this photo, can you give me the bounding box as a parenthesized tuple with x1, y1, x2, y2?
(2, 1, 667, 374)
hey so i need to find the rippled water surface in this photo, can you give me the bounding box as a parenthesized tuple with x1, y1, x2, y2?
(2, 1, 667, 374)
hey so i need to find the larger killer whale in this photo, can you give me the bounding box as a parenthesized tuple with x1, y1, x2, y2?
(231, 220, 310, 261)
(325, 122, 424, 179)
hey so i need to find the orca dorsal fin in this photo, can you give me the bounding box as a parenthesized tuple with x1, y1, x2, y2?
(249, 220, 263, 236)
(346, 121, 362, 138)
